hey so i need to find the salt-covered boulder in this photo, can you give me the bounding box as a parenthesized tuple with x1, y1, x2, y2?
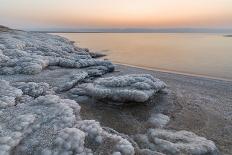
(76, 120, 135, 155)
(0, 81, 135, 155)
(0, 30, 114, 75)
(56, 71, 89, 92)
(81, 74, 166, 103)
(0, 94, 81, 155)
(42, 128, 93, 155)
(134, 129, 219, 155)
(0, 80, 23, 108)
(12, 82, 51, 98)
(147, 113, 170, 128)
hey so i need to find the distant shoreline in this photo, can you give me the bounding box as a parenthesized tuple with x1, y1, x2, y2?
(29, 28, 232, 34)
(35, 31, 232, 34)
(114, 62, 232, 82)
(224, 35, 232, 37)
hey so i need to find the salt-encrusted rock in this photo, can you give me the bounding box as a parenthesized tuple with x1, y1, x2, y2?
(0, 80, 22, 108)
(76, 120, 135, 155)
(0, 80, 135, 155)
(56, 71, 89, 92)
(89, 52, 106, 58)
(12, 82, 51, 98)
(0, 95, 81, 155)
(82, 74, 166, 103)
(87, 65, 115, 77)
(134, 129, 219, 155)
(42, 128, 93, 155)
(0, 30, 114, 75)
(147, 113, 170, 128)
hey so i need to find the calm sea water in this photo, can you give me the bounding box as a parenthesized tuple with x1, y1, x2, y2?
(55, 33, 232, 80)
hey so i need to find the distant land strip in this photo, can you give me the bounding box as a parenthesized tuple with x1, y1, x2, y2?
(28, 28, 232, 33)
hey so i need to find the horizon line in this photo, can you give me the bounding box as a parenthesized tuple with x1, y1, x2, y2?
(28, 28, 232, 33)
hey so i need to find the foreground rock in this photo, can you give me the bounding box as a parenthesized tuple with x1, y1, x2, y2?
(0, 80, 22, 108)
(134, 129, 219, 155)
(0, 28, 114, 75)
(0, 81, 135, 155)
(79, 74, 166, 103)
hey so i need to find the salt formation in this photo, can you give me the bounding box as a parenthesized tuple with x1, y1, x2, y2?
(0, 80, 22, 108)
(86, 65, 114, 77)
(82, 74, 166, 103)
(0, 30, 114, 75)
(56, 71, 89, 92)
(134, 129, 219, 155)
(12, 82, 51, 97)
(147, 113, 170, 128)
(42, 128, 93, 155)
(0, 81, 135, 155)
(76, 120, 135, 155)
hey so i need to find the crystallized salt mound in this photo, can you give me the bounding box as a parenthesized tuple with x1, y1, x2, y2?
(0, 95, 81, 155)
(0, 95, 135, 155)
(42, 128, 93, 155)
(76, 120, 135, 155)
(86, 65, 115, 77)
(0, 80, 23, 108)
(56, 71, 89, 92)
(82, 74, 166, 103)
(147, 113, 170, 128)
(0, 30, 114, 75)
(12, 82, 51, 98)
(134, 129, 219, 155)
(0, 80, 135, 155)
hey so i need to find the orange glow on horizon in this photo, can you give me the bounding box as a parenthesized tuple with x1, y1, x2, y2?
(1, 0, 232, 28)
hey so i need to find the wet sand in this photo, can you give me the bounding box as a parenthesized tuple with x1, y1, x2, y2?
(115, 64, 232, 155)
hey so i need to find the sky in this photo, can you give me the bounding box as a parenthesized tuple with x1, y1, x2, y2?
(0, 0, 232, 30)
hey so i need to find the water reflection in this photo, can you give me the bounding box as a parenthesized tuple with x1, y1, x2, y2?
(55, 33, 232, 80)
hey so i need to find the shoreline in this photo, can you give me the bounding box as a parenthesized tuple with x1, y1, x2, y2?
(1, 27, 231, 154)
(113, 61, 232, 82)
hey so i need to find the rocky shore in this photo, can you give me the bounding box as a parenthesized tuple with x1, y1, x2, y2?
(0, 26, 231, 155)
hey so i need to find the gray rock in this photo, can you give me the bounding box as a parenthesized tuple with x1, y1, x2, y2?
(81, 74, 166, 103)
(0, 82, 135, 155)
(147, 113, 170, 128)
(12, 82, 51, 98)
(134, 129, 219, 155)
(0, 80, 22, 108)
(0, 30, 114, 75)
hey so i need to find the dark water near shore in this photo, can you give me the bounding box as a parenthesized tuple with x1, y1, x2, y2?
(55, 33, 232, 80)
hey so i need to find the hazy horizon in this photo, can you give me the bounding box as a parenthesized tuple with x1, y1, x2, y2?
(17, 27, 231, 33)
(1, 0, 232, 31)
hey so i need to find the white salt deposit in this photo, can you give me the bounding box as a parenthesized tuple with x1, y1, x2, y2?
(0, 30, 114, 75)
(148, 113, 170, 128)
(12, 82, 51, 97)
(81, 74, 166, 103)
(134, 129, 219, 155)
(0, 80, 22, 108)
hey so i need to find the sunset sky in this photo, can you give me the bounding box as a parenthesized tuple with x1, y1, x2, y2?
(1, 0, 232, 30)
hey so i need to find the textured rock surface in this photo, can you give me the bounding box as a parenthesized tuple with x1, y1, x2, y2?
(134, 129, 219, 155)
(147, 113, 170, 128)
(12, 82, 51, 97)
(81, 74, 166, 103)
(56, 71, 88, 92)
(0, 30, 114, 75)
(0, 82, 134, 155)
(0, 80, 23, 108)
